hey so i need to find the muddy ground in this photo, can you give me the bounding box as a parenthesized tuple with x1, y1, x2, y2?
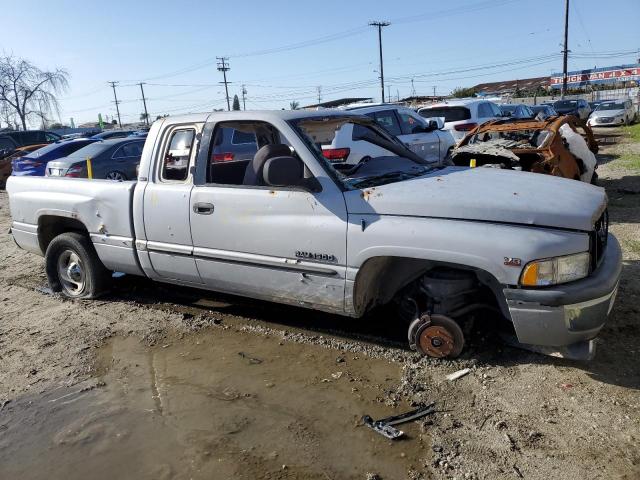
(0, 127, 638, 479)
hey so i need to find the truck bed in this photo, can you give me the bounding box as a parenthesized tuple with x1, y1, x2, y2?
(7, 176, 142, 274)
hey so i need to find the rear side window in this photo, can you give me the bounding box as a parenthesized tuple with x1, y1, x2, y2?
(478, 103, 493, 118)
(419, 107, 471, 122)
(369, 110, 402, 136)
(161, 129, 195, 182)
(114, 142, 144, 158)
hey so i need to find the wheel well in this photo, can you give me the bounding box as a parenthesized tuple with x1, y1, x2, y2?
(352, 256, 509, 318)
(38, 215, 89, 254)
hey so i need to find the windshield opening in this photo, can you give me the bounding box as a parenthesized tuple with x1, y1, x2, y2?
(289, 116, 438, 189)
(596, 102, 625, 111)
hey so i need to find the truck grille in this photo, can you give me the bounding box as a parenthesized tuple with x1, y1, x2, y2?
(589, 209, 608, 270)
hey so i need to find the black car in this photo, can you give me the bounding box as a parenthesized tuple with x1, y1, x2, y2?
(530, 104, 558, 119)
(91, 130, 137, 140)
(498, 104, 535, 119)
(552, 98, 591, 120)
(45, 137, 146, 180)
(0, 130, 61, 151)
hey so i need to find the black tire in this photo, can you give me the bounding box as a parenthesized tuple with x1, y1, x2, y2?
(45, 232, 111, 299)
(105, 170, 127, 181)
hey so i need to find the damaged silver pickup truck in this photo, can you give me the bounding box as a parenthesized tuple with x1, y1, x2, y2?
(7, 110, 622, 360)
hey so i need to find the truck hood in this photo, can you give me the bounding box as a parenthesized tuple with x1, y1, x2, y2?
(343, 166, 606, 231)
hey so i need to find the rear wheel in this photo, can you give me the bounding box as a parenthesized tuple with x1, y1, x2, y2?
(106, 170, 127, 181)
(45, 232, 111, 299)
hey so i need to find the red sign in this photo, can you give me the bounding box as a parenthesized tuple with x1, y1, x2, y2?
(550, 67, 640, 85)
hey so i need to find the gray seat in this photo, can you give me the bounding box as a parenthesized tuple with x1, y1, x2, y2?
(243, 144, 291, 186)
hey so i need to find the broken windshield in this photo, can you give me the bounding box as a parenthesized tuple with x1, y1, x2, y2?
(289, 115, 438, 189)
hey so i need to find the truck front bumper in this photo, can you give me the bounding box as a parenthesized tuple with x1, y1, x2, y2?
(503, 234, 622, 358)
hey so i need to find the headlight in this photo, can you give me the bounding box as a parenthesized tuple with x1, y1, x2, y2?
(520, 252, 590, 287)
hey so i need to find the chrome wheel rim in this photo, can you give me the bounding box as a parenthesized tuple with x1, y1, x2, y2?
(57, 249, 86, 296)
(106, 171, 125, 181)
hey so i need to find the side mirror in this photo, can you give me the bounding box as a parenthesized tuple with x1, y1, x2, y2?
(263, 156, 319, 191)
(421, 117, 445, 130)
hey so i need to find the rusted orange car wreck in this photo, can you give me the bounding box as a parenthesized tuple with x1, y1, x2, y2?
(451, 115, 599, 183)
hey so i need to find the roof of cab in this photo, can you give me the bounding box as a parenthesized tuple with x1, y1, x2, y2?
(158, 109, 362, 126)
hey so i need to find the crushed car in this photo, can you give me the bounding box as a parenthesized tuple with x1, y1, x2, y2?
(451, 115, 599, 183)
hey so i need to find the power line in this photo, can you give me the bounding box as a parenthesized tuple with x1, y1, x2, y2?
(217, 57, 231, 111)
(370, 21, 391, 103)
(139, 83, 149, 126)
(561, 0, 570, 98)
(108, 81, 122, 127)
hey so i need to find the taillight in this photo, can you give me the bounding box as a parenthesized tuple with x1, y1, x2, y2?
(213, 152, 235, 162)
(64, 166, 84, 177)
(454, 123, 478, 132)
(322, 148, 350, 162)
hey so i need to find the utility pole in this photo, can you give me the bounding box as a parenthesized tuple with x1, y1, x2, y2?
(411, 78, 416, 97)
(561, 0, 570, 98)
(217, 57, 231, 111)
(138, 82, 149, 126)
(317, 86, 322, 104)
(369, 21, 390, 103)
(387, 84, 392, 102)
(108, 81, 122, 127)
(433, 86, 437, 98)
(241, 84, 247, 110)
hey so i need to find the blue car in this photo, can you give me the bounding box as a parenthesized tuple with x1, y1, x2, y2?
(12, 138, 98, 176)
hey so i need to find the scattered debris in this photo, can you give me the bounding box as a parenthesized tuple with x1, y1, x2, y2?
(331, 371, 343, 379)
(446, 368, 471, 381)
(238, 351, 263, 365)
(513, 464, 524, 478)
(362, 403, 436, 440)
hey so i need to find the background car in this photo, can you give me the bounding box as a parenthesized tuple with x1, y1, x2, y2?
(498, 103, 535, 119)
(530, 104, 558, 119)
(552, 98, 591, 121)
(91, 130, 137, 140)
(11, 138, 99, 177)
(211, 126, 259, 163)
(0, 130, 61, 151)
(45, 137, 146, 180)
(417, 99, 502, 143)
(588, 100, 604, 111)
(340, 104, 455, 164)
(587, 99, 637, 127)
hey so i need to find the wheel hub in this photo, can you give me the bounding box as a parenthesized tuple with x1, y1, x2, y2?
(408, 313, 465, 359)
(418, 325, 455, 358)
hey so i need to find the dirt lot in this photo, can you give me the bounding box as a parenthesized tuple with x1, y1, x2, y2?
(0, 126, 638, 479)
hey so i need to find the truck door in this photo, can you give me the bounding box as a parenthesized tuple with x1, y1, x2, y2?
(188, 120, 347, 312)
(142, 123, 202, 284)
(394, 109, 440, 163)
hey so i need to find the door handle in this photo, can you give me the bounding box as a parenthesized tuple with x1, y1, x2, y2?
(193, 202, 214, 215)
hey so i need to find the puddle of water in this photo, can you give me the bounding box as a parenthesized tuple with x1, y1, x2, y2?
(0, 329, 428, 479)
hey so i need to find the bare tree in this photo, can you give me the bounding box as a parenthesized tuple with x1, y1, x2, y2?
(289, 100, 300, 110)
(0, 55, 69, 131)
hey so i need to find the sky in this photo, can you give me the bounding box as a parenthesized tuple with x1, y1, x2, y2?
(1, 0, 639, 126)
